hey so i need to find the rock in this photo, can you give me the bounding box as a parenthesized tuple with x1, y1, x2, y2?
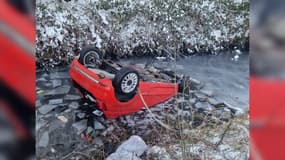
(76, 112, 86, 119)
(57, 115, 68, 123)
(200, 89, 214, 97)
(41, 73, 49, 77)
(69, 102, 79, 109)
(72, 120, 88, 134)
(116, 135, 147, 157)
(147, 146, 171, 160)
(223, 102, 244, 116)
(38, 104, 57, 114)
(36, 100, 42, 107)
(43, 83, 53, 88)
(189, 78, 201, 85)
(43, 85, 70, 96)
(64, 94, 81, 101)
(36, 119, 48, 131)
(86, 126, 94, 135)
(94, 137, 104, 147)
(207, 98, 220, 106)
(52, 79, 62, 88)
(38, 132, 49, 147)
(195, 102, 214, 111)
(94, 121, 105, 130)
(51, 147, 56, 153)
(213, 109, 232, 121)
(107, 136, 147, 160)
(50, 72, 70, 79)
(37, 77, 48, 82)
(49, 99, 63, 105)
(194, 93, 208, 102)
(107, 151, 141, 160)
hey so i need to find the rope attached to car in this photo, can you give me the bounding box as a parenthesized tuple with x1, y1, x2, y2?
(137, 88, 174, 131)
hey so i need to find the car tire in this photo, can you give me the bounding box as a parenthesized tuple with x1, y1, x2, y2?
(78, 47, 103, 68)
(112, 67, 140, 97)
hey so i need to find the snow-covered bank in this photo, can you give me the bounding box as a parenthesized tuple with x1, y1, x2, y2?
(36, 0, 249, 67)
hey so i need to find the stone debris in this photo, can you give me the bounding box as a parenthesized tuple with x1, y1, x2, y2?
(195, 102, 214, 111)
(38, 132, 49, 147)
(50, 72, 70, 79)
(57, 115, 68, 123)
(38, 104, 57, 115)
(64, 94, 81, 101)
(86, 126, 94, 135)
(52, 79, 62, 88)
(116, 135, 147, 156)
(36, 100, 42, 107)
(94, 137, 104, 147)
(49, 99, 63, 105)
(37, 77, 48, 82)
(43, 85, 71, 96)
(194, 92, 208, 102)
(94, 120, 105, 130)
(76, 112, 86, 119)
(72, 119, 88, 135)
(200, 89, 214, 97)
(69, 101, 79, 109)
(208, 97, 220, 106)
(107, 151, 141, 160)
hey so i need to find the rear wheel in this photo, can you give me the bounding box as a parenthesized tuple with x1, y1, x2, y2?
(78, 47, 103, 68)
(112, 67, 140, 100)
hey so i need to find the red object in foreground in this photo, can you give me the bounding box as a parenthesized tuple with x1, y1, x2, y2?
(0, 0, 35, 106)
(250, 77, 285, 160)
(70, 59, 178, 119)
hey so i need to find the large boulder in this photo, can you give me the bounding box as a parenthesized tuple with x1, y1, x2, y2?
(106, 135, 148, 160)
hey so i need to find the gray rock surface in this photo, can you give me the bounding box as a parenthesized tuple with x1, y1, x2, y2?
(43, 85, 71, 96)
(116, 135, 148, 156)
(72, 119, 88, 134)
(38, 104, 57, 114)
(49, 99, 63, 105)
(107, 135, 147, 160)
(38, 132, 49, 147)
(94, 121, 105, 130)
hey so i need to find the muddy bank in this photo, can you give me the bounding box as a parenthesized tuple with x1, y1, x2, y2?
(36, 0, 249, 67)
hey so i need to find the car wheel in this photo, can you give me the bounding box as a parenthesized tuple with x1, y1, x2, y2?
(78, 47, 103, 68)
(112, 67, 140, 97)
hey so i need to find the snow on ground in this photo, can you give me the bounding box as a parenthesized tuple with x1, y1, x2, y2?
(36, 0, 249, 67)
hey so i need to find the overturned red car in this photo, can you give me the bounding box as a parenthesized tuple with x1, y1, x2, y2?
(70, 47, 179, 119)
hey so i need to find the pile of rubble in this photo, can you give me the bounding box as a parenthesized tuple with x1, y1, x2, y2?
(36, 64, 248, 159)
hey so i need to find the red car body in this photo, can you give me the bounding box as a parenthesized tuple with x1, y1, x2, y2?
(70, 59, 178, 119)
(250, 77, 285, 160)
